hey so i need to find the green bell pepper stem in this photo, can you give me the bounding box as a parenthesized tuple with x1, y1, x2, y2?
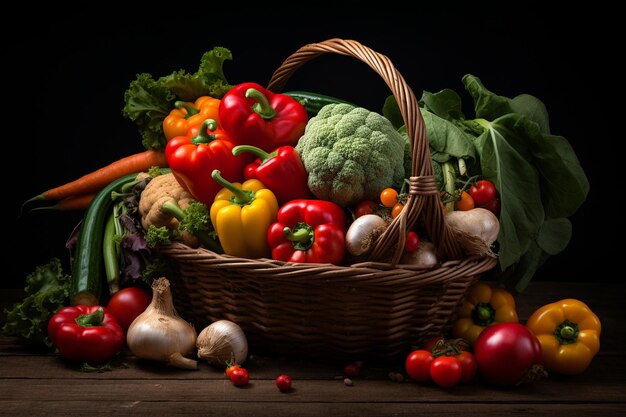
(232, 145, 277, 163)
(283, 222, 314, 251)
(175, 100, 200, 119)
(472, 302, 496, 326)
(75, 307, 105, 328)
(211, 170, 255, 205)
(245, 88, 277, 120)
(191, 119, 218, 145)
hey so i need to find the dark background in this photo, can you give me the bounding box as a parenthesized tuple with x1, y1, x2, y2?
(5, 3, 619, 289)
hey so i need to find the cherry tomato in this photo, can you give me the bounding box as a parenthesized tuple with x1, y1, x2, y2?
(275, 374, 293, 392)
(106, 287, 152, 333)
(430, 356, 462, 388)
(229, 367, 250, 387)
(225, 363, 241, 379)
(380, 188, 399, 208)
(421, 336, 445, 352)
(480, 197, 501, 217)
(343, 362, 361, 377)
(456, 351, 478, 383)
(405, 350, 434, 382)
(355, 200, 378, 218)
(390, 202, 404, 218)
(470, 180, 497, 206)
(404, 231, 420, 253)
(454, 191, 475, 211)
(473, 322, 543, 387)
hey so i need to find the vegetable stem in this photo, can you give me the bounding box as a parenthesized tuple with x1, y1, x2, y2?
(191, 119, 218, 145)
(75, 307, 105, 328)
(245, 88, 276, 120)
(175, 101, 200, 119)
(211, 170, 254, 205)
(232, 145, 277, 163)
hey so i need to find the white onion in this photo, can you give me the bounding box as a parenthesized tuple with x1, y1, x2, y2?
(126, 277, 198, 370)
(346, 214, 387, 256)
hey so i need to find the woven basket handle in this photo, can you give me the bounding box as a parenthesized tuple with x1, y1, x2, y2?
(267, 38, 463, 262)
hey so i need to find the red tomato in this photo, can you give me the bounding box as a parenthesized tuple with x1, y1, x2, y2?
(421, 336, 445, 352)
(229, 367, 250, 387)
(474, 323, 544, 387)
(405, 350, 434, 382)
(343, 362, 361, 377)
(106, 287, 152, 332)
(456, 351, 478, 383)
(470, 180, 497, 206)
(225, 363, 241, 379)
(480, 197, 501, 217)
(275, 374, 293, 392)
(430, 356, 462, 388)
(355, 200, 378, 218)
(404, 231, 420, 253)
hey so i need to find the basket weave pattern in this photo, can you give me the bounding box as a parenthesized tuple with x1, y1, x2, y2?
(160, 39, 497, 359)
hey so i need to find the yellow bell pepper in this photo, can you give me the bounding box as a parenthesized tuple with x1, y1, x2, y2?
(452, 281, 518, 343)
(210, 169, 278, 258)
(526, 298, 601, 375)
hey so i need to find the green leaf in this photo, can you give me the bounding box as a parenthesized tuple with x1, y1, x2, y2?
(537, 218, 572, 255)
(122, 73, 176, 150)
(463, 74, 551, 134)
(499, 241, 551, 293)
(510, 94, 550, 134)
(421, 108, 476, 161)
(382, 96, 404, 129)
(529, 134, 590, 218)
(2, 259, 70, 348)
(122, 46, 233, 150)
(463, 74, 512, 120)
(420, 89, 465, 121)
(473, 115, 545, 269)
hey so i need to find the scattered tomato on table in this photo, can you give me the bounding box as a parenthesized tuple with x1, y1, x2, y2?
(275, 374, 293, 392)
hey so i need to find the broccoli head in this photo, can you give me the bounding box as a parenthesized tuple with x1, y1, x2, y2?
(295, 103, 406, 207)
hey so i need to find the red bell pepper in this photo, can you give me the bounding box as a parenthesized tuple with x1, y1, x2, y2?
(166, 119, 247, 205)
(218, 82, 308, 152)
(47, 305, 125, 363)
(267, 199, 347, 264)
(232, 144, 312, 205)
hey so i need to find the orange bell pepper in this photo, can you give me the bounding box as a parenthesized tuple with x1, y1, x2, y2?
(452, 282, 518, 343)
(526, 298, 601, 375)
(162, 96, 221, 141)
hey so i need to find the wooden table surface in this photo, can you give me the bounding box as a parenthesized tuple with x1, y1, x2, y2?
(1, 281, 624, 417)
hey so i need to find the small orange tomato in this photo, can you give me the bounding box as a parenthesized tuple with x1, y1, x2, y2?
(391, 202, 404, 218)
(454, 191, 475, 211)
(380, 188, 399, 208)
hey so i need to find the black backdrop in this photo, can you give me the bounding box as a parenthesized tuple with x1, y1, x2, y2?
(5, 3, 619, 289)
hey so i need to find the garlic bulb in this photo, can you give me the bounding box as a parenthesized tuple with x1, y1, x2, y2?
(196, 320, 248, 366)
(126, 277, 198, 370)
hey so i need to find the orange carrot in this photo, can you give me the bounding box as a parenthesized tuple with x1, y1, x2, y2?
(29, 193, 96, 213)
(26, 149, 167, 204)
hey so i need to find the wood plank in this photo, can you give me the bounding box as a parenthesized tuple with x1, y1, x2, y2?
(1, 349, 622, 382)
(2, 367, 624, 404)
(1, 401, 624, 417)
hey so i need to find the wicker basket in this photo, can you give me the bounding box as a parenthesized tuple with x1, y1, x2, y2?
(160, 39, 497, 360)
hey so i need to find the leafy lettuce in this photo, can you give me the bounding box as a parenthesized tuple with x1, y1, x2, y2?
(2, 258, 70, 348)
(122, 47, 233, 150)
